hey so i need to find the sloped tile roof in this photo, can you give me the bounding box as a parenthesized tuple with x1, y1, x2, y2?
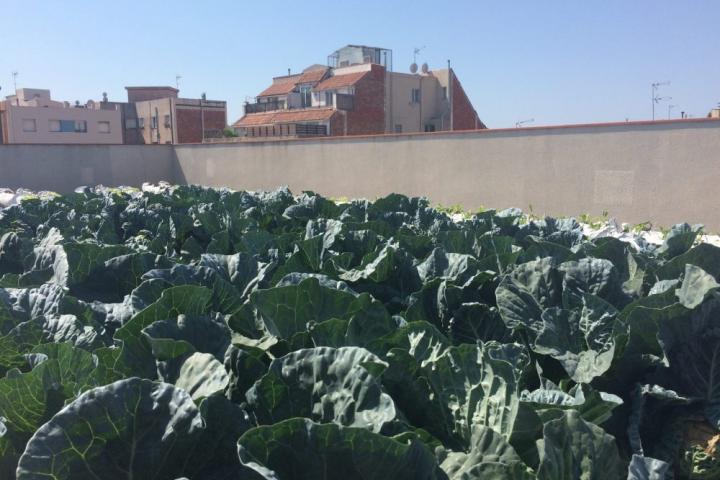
(257, 78, 299, 97)
(257, 68, 329, 97)
(233, 108, 336, 127)
(313, 71, 369, 91)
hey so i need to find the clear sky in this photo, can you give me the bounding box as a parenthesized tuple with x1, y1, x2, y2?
(1, 0, 718, 128)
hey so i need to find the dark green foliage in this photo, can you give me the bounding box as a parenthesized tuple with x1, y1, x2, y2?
(0, 185, 717, 479)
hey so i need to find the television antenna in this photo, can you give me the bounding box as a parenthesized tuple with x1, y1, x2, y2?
(667, 104, 676, 120)
(651, 81, 670, 120)
(515, 118, 534, 128)
(175, 74, 182, 90)
(12, 71, 18, 91)
(413, 46, 426, 64)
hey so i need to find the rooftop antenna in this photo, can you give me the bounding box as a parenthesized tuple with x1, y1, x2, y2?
(413, 46, 426, 64)
(175, 74, 182, 90)
(12, 71, 18, 91)
(651, 81, 671, 120)
(667, 104, 676, 120)
(515, 118, 534, 128)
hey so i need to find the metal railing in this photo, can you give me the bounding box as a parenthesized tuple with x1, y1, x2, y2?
(244, 123, 328, 138)
(244, 100, 286, 114)
(295, 124, 328, 136)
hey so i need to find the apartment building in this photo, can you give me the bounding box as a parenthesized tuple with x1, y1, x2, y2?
(232, 45, 486, 138)
(0, 88, 121, 144)
(119, 87, 227, 144)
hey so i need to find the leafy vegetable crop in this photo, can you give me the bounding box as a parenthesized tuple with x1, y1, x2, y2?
(0, 185, 717, 479)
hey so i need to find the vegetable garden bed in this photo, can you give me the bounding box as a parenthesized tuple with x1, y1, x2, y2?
(1, 184, 719, 479)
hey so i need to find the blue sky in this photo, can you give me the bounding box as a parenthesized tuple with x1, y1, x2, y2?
(1, 0, 718, 128)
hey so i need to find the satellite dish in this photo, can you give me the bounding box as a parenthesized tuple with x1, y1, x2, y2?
(410, 63, 418, 74)
(421, 62, 429, 73)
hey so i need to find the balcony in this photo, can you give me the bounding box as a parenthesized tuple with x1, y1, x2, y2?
(244, 99, 286, 114)
(245, 123, 328, 138)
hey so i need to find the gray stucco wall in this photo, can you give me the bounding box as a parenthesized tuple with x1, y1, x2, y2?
(175, 120, 720, 230)
(0, 144, 175, 193)
(1, 119, 719, 230)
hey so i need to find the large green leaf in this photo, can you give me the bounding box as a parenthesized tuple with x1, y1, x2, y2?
(439, 426, 533, 479)
(16, 378, 206, 480)
(237, 418, 447, 480)
(536, 410, 623, 480)
(246, 346, 396, 431)
(533, 294, 618, 383)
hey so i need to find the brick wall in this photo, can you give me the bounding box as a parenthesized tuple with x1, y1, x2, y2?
(344, 64, 386, 135)
(451, 72, 485, 130)
(328, 112, 345, 136)
(176, 107, 227, 144)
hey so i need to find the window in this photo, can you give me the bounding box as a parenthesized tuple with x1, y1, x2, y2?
(98, 121, 111, 133)
(325, 91, 334, 106)
(49, 120, 61, 132)
(59, 120, 76, 132)
(394, 124, 403, 133)
(151, 116, 157, 129)
(442, 87, 447, 99)
(22, 119, 37, 132)
(424, 124, 436, 132)
(164, 114, 171, 128)
(138, 117, 145, 128)
(411, 88, 421, 104)
(74, 121, 87, 133)
(125, 118, 138, 129)
(300, 85, 312, 108)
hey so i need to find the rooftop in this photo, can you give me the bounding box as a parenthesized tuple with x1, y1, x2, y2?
(313, 71, 369, 91)
(233, 107, 336, 127)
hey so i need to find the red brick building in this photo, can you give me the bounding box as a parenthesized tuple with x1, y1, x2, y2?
(233, 45, 485, 138)
(116, 87, 227, 144)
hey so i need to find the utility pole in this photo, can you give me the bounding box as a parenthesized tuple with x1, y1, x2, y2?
(651, 81, 671, 120)
(447, 59, 453, 131)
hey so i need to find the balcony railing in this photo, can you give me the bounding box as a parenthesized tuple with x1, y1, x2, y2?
(244, 99, 286, 114)
(245, 123, 328, 138)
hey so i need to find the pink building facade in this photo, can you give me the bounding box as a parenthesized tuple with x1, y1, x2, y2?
(0, 89, 122, 144)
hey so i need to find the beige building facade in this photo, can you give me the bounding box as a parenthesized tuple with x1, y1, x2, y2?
(1, 89, 122, 144)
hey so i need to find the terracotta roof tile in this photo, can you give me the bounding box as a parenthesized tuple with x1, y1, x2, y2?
(257, 78, 299, 97)
(257, 68, 329, 97)
(233, 108, 336, 127)
(313, 71, 369, 91)
(297, 68, 328, 84)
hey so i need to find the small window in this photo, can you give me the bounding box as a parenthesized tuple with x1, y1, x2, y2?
(138, 117, 145, 128)
(49, 120, 61, 132)
(164, 114, 171, 128)
(22, 119, 37, 132)
(394, 124, 402, 133)
(424, 124, 436, 132)
(98, 121, 111, 133)
(411, 88, 421, 104)
(59, 120, 76, 132)
(325, 91, 333, 106)
(74, 121, 87, 133)
(442, 86, 447, 99)
(125, 118, 138, 129)
(151, 116, 157, 129)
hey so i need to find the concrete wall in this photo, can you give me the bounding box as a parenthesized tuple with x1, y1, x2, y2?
(1, 119, 719, 231)
(174, 119, 720, 230)
(0, 144, 174, 192)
